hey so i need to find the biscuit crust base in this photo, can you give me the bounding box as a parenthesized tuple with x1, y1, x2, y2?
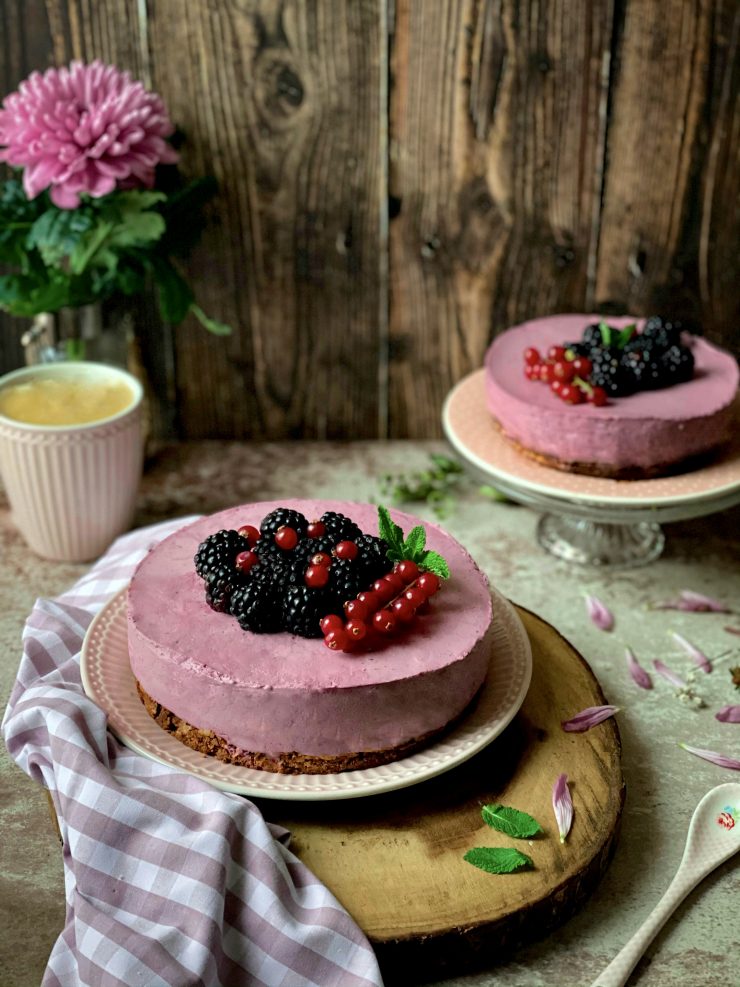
(136, 681, 466, 775)
(492, 419, 721, 480)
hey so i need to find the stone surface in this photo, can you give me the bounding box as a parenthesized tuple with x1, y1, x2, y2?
(1, 440, 739, 986)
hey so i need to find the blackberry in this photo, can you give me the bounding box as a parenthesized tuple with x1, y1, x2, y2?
(194, 529, 249, 578)
(283, 585, 339, 638)
(204, 564, 245, 613)
(354, 534, 391, 583)
(564, 341, 590, 357)
(329, 558, 366, 605)
(319, 511, 362, 542)
(259, 508, 309, 540)
(590, 346, 634, 397)
(293, 535, 335, 565)
(253, 535, 290, 568)
(661, 343, 694, 384)
(641, 316, 682, 351)
(230, 571, 284, 633)
(581, 323, 606, 349)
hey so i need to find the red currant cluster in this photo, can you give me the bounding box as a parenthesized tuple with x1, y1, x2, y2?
(232, 521, 360, 587)
(523, 346, 607, 406)
(319, 559, 441, 653)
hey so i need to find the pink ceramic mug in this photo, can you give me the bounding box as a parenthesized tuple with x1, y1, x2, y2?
(0, 362, 144, 562)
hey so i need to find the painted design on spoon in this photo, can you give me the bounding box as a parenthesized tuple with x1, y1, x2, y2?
(717, 806, 738, 831)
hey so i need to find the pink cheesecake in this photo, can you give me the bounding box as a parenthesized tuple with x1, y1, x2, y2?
(127, 501, 494, 774)
(485, 314, 739, 478)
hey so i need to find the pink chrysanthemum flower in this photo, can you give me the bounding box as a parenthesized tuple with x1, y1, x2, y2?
(0, 60, 178, 209)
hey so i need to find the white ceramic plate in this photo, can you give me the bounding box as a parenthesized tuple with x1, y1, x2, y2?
(443, 370, 740, 508)
(81, 586, 532, 801)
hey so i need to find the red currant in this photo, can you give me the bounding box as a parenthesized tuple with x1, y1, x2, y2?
(320, 614, 344, 635)
(524, 347, 540, 366)
(305, 564, 329, 588)
(235, 550, 259, 574)
(560, 384, 585, 405)
(550, 379, 563, 394)
(382, 572, 405, 593)
(553, 360, 576, 382)
(324, 629, 350, 651)
(392, 598, 415, 622)
(345, 598, 370, 621)
(372, 610, 399, 635)
(588, 386, 608, 406)
(405, 586, 426, 608)
(345, 619, 367, 641)
(334, 540, 358, 560)
(571, 356, 592, 377)
(275, 525, 299, 550)
(547, 345, 566, 362)
(311, 552, 332, 567)
(357, 590, 381, 610)
(237, 525, 260, 546)
(538, 363, 553, 382)
(417, 572, 440, 597)
(395, 560, 420, 582)
(307, 520, 326, 538)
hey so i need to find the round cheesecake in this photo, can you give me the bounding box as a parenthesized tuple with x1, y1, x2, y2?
(484, 314, 739, 478)
(127, 500, 494, 774)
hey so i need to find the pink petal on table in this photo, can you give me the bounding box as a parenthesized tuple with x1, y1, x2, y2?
(552, 773, 574, 843)
(562, 705, 620, 732)
(715, 706, 740, 723)
(678, 590, 732, 613)
(679, 744, 740, 771)
(671, 632, 712, 673)
(652, 659, 686, 688)
(724, 626, 740, 637)
(625, 648, 653, 689)
(585, 595, 614, 631)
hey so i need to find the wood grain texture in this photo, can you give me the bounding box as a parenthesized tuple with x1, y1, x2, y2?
(145, 0, 387, 439)
(270, 606, 624, 983)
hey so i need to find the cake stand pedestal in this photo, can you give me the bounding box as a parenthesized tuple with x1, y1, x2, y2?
(442, 370, 740, 569)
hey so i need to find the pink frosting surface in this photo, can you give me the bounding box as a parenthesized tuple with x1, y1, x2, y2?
(127, 501, 493, 756)
(484, 314, 739, 469)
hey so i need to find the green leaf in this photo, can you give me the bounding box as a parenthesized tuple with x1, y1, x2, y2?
(26, 207, 95, 265)
(149, 256, 194, 324)
(481, 804, 543, 839)
(377, 505, 404, 552)
(463, 847, 533, 875)
(402, 525, 426, 558)
(428, 453, 463, 476)
(418, 550, 450, 579)
(616, 323, 637, 349)
(479, 484, 509, 503)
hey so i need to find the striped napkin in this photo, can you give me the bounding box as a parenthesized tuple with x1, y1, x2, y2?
(2, 518, 383, 987)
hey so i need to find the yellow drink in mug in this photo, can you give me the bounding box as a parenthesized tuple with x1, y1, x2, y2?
(0, 363, 144, 561)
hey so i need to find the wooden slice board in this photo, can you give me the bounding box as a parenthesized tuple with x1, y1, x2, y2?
(263, 606, 625, 983)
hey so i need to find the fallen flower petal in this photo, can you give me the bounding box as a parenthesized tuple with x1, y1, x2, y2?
(562, 705, 620, 732)
(716, 706, 740, 723)
(724, 626, 740, 637)
(679, 744, 740, 771)
(671, 632, 712, 673)
(552, 773, 574, 843)
(585, 594, 614, 631)
(625, 648, 653, 689)
(653, 659, 686, 688)
(649, 590, 732, 612)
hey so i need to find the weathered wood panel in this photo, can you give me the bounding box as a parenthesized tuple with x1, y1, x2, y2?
(146, 0, 387, 439)
(0, 0, 738, 440)
(388, 0, 616, 436)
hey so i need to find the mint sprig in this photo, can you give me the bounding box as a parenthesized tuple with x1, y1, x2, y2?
(464, 847, 533, 875)
(482, 804, 543, 839)
(598, 320, 637, 349)
(377, 505, 450, 578)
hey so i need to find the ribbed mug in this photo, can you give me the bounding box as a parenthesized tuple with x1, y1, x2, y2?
(0, 362, 143, 562)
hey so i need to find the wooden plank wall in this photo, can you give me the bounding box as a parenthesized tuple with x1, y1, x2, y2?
(0, 0, 738, 440)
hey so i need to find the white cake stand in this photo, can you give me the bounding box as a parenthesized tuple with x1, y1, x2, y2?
(442, 370, 740, 568)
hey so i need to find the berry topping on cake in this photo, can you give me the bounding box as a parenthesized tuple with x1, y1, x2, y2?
(521, 316, 696, 404)
(193, 505, 451, 651)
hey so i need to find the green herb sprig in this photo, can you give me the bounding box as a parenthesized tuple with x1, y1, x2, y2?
(379, 453, 509, 518)
(464, 803, 543, 876)
(377, 505, 450, 579)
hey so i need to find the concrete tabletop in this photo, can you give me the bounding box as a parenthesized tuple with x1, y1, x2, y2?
(2, 440, 739, 987)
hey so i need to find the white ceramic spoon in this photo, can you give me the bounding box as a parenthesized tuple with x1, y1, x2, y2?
(590, 782, 740, 987)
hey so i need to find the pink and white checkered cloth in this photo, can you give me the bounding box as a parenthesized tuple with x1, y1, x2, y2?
(3, 519, 384, 987)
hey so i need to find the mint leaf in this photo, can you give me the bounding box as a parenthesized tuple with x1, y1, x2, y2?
(377, 505, 404, 553)
(616, 323, 637, 349)
(419, 550, 450, 579)
(192, 304, 232, 336)
(479, 484, 509, 503)
(598, 320, 613, 347)
(482, 804, 542, 839)
(403, 525, 426, 558)
(464, 847, 533, 875)
(150, 256, 194, 324)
